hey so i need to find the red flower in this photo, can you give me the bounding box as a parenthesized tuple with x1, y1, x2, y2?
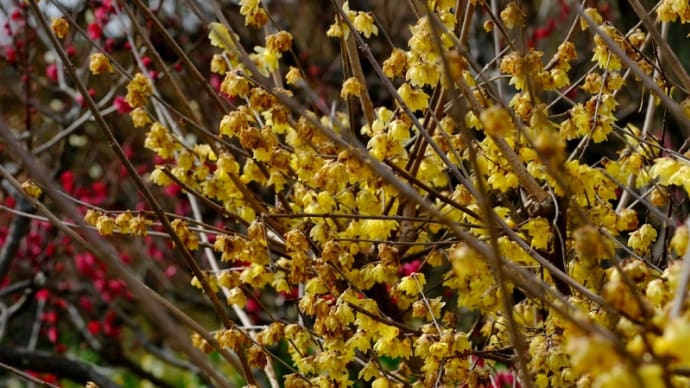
(35, 288, 50, 301)
(94, 7, 110, 23)
(113, 95, 132, 114)
(42, 311, 58, 324)
(4, 195, 16, 208)
(5, 46, 16, 64)
(46, 63, 58, 82)
(60, 170, 75, 193)
(164, 265, 177, 278)
(46, 326, 58, 343)
(10, 8, 23, 21)
(87, 23, 102, 40)
(87, 320, 101, 335)
(75, 88, 96, 106)
(79, 296, 93, 313)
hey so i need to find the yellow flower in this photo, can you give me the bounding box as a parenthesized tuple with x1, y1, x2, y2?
(208, 22, 236, 52)
(580, 7, 603, 30)
(89, 53, 113, 75)
(285, 66, 303, 86)
(606, 72, 624, 91)
(21, 180, 42, 199)
(226, 287, 247, 307)
(500, 1, 526, 29)
(573, 225, 613, 262)
(128, 215, 150, 237)
(216, 153, 240, 178)
(220, 71, 251, 98)
(567, 334, 621, 376)
(114, 212, 133, 233)
(266, 31, 293, 53)
(326, 21, 346, 38)
(358, 360, 379, 382)
(550, 68, 569, 88)
(51, 17, 69, 39)
(671, 225, 689, 256)
(125, 73, 153, 108)
(603, 268, 646, 319)
(397, 83, 429, 112)
(252, 46, 280, 73)
(171, 219, 199, 250)
(523, 217, 552, 250)
(219, 109, 250, 138)
(361, 219, 398, 240)
(615, 208, 639, 232)
(144, 122, 178, 159)
(628, 224, 658, 255)
(341, 77, 364, 99)
(129, 107, 151, 128)
(353, 11, 378, 38)
(480, 105, 514, 137)
(84, 209, 101, 225)
(406, 61, 440, 88)
(150, 167, 172, 186)
(193, 144, 217, 162)
(238, 0, 268, 28)
(382, 48, 408, 79)
(239, 0, 259, 15)
(397, 274, 421, 296)
(371, 377, 393, 388)
(96, 215, 115, 236)
(654, 317, 690, 367)
(245, 8, 268, 28)
(240, 158, 266, 185)
(487, 171, 519, 193)
(210, 54, 227, 74)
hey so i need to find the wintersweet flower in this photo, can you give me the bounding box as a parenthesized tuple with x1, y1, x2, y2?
(353, 11, 378, 38)
(382, 48, 407, 79)
(89, 52, 113, 74)
(95, 215, 115, 236)
(125, 73, 153, 108)
(51, 17, 69, 38)
(265, 31, 293, 53)
(628, 224, 658, 255)
(285, 66, 303, 86)
(397, 82, 428, 111)
(21, 180, 42, 199)
(23, 1, 690, 386)
(129, 107, 150, 128)
(500, 1, 526, 29)
(340, 77, 364, 99)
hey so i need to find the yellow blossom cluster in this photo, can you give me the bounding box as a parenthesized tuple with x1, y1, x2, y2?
(657, 0, 690, 23)
(73, 1, 690, 386)
(84, 210, 151, 237)
(239, 0, 268, 28)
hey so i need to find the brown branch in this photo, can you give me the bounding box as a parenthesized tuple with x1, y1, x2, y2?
(23, 6, 258, 384)
(0, 117, 234, 388)
(0, 345, 118, 388)
(0, 197, 33, 281)
(336, 0, 376, 127)
(626, 0, 690, 93)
